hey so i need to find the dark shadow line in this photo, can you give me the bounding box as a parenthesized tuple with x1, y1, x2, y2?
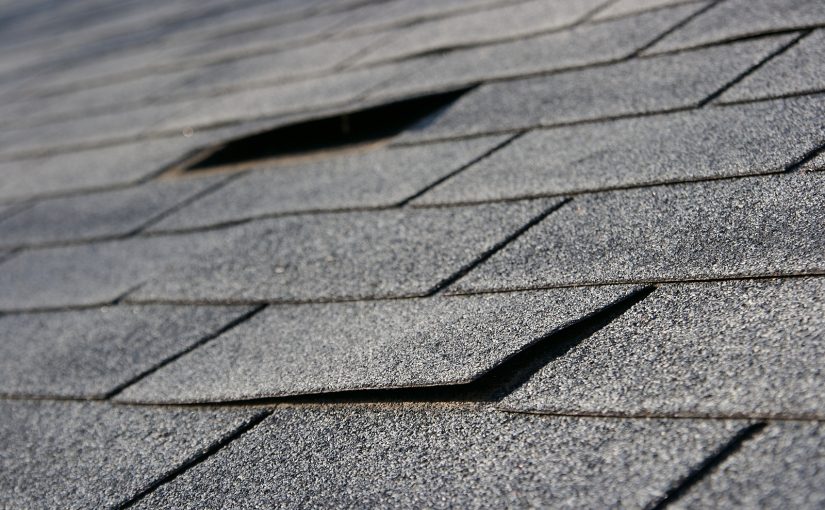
(645, 422, 767, 510)
(629, 0, 721, 57)
(104, 304, 268, 400)
(116, 409, 272, 509)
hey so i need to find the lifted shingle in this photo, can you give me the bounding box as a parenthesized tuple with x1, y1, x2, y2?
(500, 278, 825, 418)
(116, 286, 636, 403)
(453, 173, 825, 292)
(0, 400, 265, 510)
(132, 407, 747, 509)
(0, 305, 253, 398)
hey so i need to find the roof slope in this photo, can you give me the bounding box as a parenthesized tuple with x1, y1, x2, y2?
(0, 0, 823, 508)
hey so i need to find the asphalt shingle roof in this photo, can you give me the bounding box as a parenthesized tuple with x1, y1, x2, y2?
(0, 0, 823, 507)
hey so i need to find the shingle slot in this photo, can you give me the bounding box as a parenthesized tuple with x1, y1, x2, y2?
(174, 88, 474, 175)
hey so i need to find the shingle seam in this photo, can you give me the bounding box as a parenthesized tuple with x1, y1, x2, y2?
(103, 304, 268, 400)
(408, 168, 793, 208)
(644, 423, 768, 510)
(396, 131, 526, 207)
(426, 198, 571, 295)
(628, 0, 722, 57)
(114, 409, 272, 509)
(645, 23, 825, 57)
(592, 0, 708, 23)
(699, 30, 812, 107)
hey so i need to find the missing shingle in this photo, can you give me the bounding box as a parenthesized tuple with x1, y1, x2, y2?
(168, 89, 473, 176)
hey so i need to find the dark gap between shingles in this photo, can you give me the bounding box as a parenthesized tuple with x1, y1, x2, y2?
(697, 30, 813, 108)
(185, 285, 656, 407)
(644, 422, 768, 510)
(425, 198, 572, 296)
(785, 140, 825, 172)
(104, 305, 268, 400)
(115, 409, 272, 509)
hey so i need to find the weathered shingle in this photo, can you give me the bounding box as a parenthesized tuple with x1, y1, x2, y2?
(131, 199, 560, 304)
(412, 95, 825, 204)
(717, 29, 825, 103)
(397, 35, 795, 142)
(0, 305, 252, 398)
(0, 174, 226, 248)
(133, 408, 747, 509)
(0, 400, 265, 510)
(453, 173, 825, 292)
(644, 0, 825, 53)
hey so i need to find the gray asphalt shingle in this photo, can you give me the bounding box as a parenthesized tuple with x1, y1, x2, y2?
(453, 173, 825, 292)
(0, 400, 264, 510)
(353, 0, 608, 66)
(371, 3, 707, 99)
(674, 423, 825, 509)
(397, 35, 794, 142)
(0, 305, 252, 398)
(717, 29, 825, 104)
(148, 135, 510, 232)
(116, 286, 637, 403)
(135, 408, 746, 509)
(0, 229, 234, 310)
(500, 278, 825, 418)
(412, 95, 825, 204)
(0, 123, 270, 202)
(0, 175, 226, 248)
(645, 0, 825, 54)
(592, 0, 704, 21)
(131, 199, 561, 303)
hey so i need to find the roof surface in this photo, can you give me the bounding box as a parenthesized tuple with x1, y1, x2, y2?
(0, 0, 823, 508)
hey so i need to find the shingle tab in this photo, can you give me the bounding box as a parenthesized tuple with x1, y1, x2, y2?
(453, 174, 825, 292)
(132, 199, 561, 303)
(133, 408, 747, 509)
(500, 278, 825, 417)
(645, 0, 825, 54)
(0, 305, 252, 398)
(353, 0, 607, 66)
(117, 286, 637, 403)
(397, 35, 795, 142)
(412, 95, 825, 204)
(592, 0, 703, 21)
(0, 400, 264, 510)
(674, 423, 825, 509)
(149, 136, 510, 232)
(0, 175, 226, 248)
(0, 229, 234, 310)
(372, 3, 707, 100)
(717, 29, 825, 104)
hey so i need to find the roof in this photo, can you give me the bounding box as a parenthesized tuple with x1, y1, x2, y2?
(0, 0, 823, 508)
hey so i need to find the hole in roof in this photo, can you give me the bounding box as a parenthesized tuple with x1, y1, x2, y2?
(171, 88, 472, 176)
